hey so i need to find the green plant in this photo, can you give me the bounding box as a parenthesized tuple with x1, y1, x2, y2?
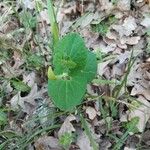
(59, 132, 74, 150)
(47, 1, 97, 111)
(19, 11, 36, 30)
(112, 117, 139, 150)
(48, 33, 97, 111)
(91, 15, 117, 36)
(0, 109, 7, 126)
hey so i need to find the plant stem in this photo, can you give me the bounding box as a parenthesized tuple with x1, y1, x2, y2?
(47, 0, 59, 46)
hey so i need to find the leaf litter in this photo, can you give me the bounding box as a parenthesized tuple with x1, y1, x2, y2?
(1, 0, 150, 149)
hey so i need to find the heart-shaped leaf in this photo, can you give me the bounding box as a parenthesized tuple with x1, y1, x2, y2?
(48, 75, 87, 110)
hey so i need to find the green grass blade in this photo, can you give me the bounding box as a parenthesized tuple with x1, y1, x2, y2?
(47, 0, 59, 46)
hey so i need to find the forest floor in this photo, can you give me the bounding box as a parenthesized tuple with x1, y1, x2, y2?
(0, 0, 150, 150)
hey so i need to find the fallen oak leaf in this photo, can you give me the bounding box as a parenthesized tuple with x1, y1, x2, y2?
(58, 115, 76, 138)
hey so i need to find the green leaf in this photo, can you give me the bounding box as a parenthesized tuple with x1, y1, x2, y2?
(27, 53, 44, 69)
(48, 75, 86, 111)
(0, 109, 7, 126)
(53, 33, 87, 75)
(19, 11, 36, 29)
(91, 23, 108, 36)
(11, 80, 31, 92)
(59, 132, 74, 149)
(80, 51, 97, 83)
(91, 15, 117, 36)
(0, 130, 20, 138)
(123, 117, 139, 133)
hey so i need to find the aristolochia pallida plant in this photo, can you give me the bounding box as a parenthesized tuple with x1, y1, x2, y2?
(47, 0, 97, 111)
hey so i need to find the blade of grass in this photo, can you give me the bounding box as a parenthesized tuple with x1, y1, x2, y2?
(113, 50, 136, 98)
(47, 0, 59, 46)
(13, 124, 61, 150)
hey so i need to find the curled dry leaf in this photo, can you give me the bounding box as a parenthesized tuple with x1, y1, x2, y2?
(131, 84, 150, 101)
(10, 72, 46, 113)
(97, 60, 112, 76)
(86, 106, 97, 120)
(58, 115, 76, 137)
(10, 84, 46, 113)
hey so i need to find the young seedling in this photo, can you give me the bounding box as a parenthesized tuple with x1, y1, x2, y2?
(47, 0, 97, 111)
(48, 33, 97, 111)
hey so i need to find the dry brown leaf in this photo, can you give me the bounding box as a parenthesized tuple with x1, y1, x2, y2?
(98, 0, 114, 11)
(86, 106, 97, 120)
(1, 62, 24, 78)
(106, 31, 117, 40)
(112, 16, 137, 37)
(120, 36, 141, 45)
(117, 0, 131, 11)
(112, 63, 126, 77)
(128, 96, 150, 132)
(97, 60, 112, 76)
(145, 0, 150, 5)
(58, 115, 76, 137)
(77, 131, 93, 150)
(34, 135, 61, 150)
(10, 72, 46, 113)
(131, 84, 150, 101)
(141, 16, 150, 28)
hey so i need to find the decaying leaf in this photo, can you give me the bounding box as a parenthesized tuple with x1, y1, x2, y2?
(141, 16, 150, 28)
(23, 0, 35, 9)
(98, 0, 114, 11)
(124, 147, 136, 150)
(10, 72, 46, 113)
(131, 84, 150, 101)
(34, 135, 61, 150)
(58, 115, 76, 137)
(39, 10, 50, 24)
(117, 0, 131, 11)
(86, 106, 97, 120)
(97, 60, 112, 76)
(77, 131, 93, 150)
(128, 96, 150, 132)
(112, 16, 137, 37)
